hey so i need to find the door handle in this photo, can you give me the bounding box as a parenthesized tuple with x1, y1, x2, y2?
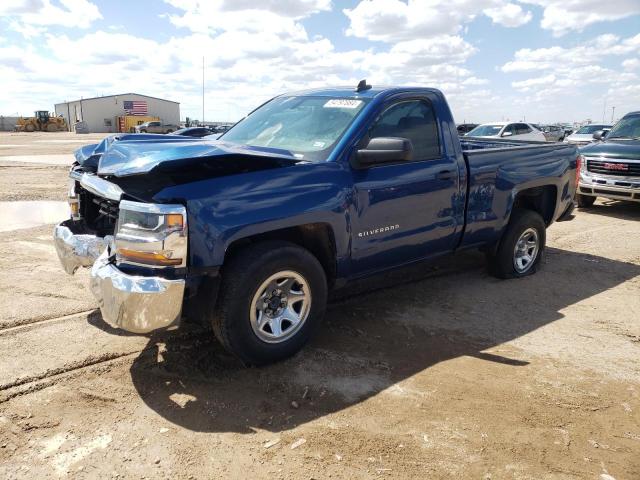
(436, 170, 456, 180)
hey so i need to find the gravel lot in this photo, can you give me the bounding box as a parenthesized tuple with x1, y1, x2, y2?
(0, 132, 638, 479)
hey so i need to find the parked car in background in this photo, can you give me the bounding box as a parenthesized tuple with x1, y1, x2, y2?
(465, 122, 546, 141)
(540, 125, 565, 142)
(576, 111, 640, 207)
(54, 84, 577, 365)
(456, 123, 478, 136)
(564, 124, 612, 146)
(170, 127, 215, 138)
(211, 124, 233, 134)
(134, 121, 179, 134)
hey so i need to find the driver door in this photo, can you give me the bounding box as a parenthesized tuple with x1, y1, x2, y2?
(349, 97, 463, 276)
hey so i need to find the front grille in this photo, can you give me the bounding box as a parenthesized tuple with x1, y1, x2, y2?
(92, 196, 119, 221)
(587, 159, 640, 176)
(77, 185, 119, 236)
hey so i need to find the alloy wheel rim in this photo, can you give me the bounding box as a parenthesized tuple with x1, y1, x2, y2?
(513, 228, 539, 273)
(249, 271, 312, 344)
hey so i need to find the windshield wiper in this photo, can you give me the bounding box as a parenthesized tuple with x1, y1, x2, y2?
(607, 135, 639, 140)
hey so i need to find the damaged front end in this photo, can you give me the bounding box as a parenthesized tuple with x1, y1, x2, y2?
(54, 135, 303, 334)
(53, 169, 187, 334)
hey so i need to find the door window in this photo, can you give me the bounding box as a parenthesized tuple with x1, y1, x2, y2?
(503, 124, 517, 136)
(515, 123, 532, 134)
(368, 100, 440, 160)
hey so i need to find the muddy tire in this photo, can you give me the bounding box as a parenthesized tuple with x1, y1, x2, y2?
(576, 194, 596, 208)
(487, 209, 546, 279)
(25, 123, 35, 132)
(211, 241, 327, 366)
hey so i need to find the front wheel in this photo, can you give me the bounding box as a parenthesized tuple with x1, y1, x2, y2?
(576, 194, 596, 208)
(210, 241, 327, 365)
(487, 209, 546, 279)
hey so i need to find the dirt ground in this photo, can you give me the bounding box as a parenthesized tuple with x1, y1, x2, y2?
(0, 132, 108, 156)
(0, 142, 638, 479)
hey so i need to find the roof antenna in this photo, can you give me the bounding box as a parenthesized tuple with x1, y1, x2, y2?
(355, 79, 372, 92)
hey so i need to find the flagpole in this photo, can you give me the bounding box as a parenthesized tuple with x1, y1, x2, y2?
(202, 56, 205, 126)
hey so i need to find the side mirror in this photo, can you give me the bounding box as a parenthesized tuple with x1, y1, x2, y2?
(592, 130, 605, 141)
(356, 137, 413, 166)
(502, 131, 513, 137)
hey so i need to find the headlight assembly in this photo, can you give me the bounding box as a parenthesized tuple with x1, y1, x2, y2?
(115, 200, 187, 268)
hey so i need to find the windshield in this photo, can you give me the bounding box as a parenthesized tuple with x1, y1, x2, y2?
(466, 124, 503, 136)
(607, 115, 640, 139)
(220, 96, 369, 161)
(576, 125, 609, 134)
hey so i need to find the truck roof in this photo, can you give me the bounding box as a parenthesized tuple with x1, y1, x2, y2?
(282, 86, 443, 99)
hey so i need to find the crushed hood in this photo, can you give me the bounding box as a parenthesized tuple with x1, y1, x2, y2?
(74, 133, 195, 171)
(97, 137, 301, 177)
(72, 134, 306, 202)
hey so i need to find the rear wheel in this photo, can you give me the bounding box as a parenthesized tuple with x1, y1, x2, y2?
(210, 241, 327, 365)
(487, 209, 546, 279)
(576, 194, 596, 208)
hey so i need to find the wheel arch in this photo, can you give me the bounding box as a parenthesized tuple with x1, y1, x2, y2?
(224, 223, 338, 287)
(510, 184, 558, 227)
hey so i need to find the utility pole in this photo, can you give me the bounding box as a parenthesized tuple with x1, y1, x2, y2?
(602, 98, 607, 123)
(202, 56, 205, 126)
(611, 106, 616, 123)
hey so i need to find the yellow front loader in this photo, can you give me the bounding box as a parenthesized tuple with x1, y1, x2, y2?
(16, 111, 68, 132)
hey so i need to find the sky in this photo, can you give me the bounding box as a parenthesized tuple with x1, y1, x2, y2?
(0, 0, 639, 124)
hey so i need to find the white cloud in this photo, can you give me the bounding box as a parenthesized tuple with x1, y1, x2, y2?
(502, 33, 640, 72)
(164, 0, 326, 38)
(483, 4, 532, 27)
(622, 58, 640, 71)
(512, 73, 556, 90)
(217, 0, 331, 17)
(343, 0, 531, 43)
(0, 0, 102, 30)
(520, 0, 640, 36)
(0, 1, 474, 121)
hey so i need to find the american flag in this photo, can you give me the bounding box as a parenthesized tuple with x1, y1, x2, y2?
(123, 100, 148, 116)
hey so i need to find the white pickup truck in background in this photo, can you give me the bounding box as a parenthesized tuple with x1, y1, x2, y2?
(134, 121, 178, 134)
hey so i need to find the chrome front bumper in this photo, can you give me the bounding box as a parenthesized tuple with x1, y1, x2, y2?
(90, 251, 185, 333)
(53, 222, 111, 274)
(53, 221, 185, 333)
(579, 175, 640, 203)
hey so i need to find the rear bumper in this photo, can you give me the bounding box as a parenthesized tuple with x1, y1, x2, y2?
(53, 220, 186, 333)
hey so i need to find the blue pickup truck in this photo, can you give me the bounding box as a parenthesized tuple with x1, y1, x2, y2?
(54, 83, 578, 365)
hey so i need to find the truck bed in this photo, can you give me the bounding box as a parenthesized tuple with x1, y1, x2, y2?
(460, 136, 544, 151)
(458, 137, 578, 249)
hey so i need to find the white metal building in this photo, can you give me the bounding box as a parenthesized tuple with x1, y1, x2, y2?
(54, 93, 180, 133)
